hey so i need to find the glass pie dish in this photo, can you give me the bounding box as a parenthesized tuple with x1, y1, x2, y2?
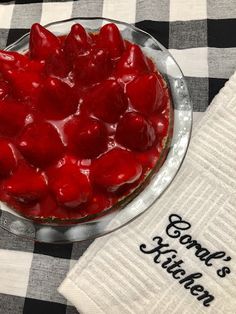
(0, 17, 192, 243)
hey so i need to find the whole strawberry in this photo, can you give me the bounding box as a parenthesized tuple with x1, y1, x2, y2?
(47, 157, 92, 208)
(64, 116, 108, 158)
(64, 23, 92, 63)
(115, 112, 156, 151)
(18, 121, 64, 167)
(83, 79, 128, 123)
(29, 23, 60, 60)
(91, 148, 142, 192)
(3, 163, 47, 204)
(126, 73, 164, 115)
(37, 77, 78, 119)
(0, 99, 28, 137)
(97, 23, 125, 59)
(115, 44, 150, 82)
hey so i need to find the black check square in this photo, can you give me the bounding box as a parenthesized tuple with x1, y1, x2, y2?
(34, 242, 73, 259)
(135, 20, 169, 48)
(66, 305, 80, 314)
(208, 19, 236, 48)
(7, 28, 30, 46)
(23, 298, 67, 314)
(209, 78, 228, 104)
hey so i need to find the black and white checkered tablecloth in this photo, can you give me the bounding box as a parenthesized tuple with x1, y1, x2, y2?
(0, 1, 235, 313)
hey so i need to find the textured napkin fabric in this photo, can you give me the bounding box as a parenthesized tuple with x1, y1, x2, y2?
(0, 1, 236, 314)
(59, 71, 236, 313)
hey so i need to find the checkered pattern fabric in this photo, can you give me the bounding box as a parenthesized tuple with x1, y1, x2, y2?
(0, 1, 235, 313)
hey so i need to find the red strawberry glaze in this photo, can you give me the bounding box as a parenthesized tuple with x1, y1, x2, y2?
(0, 23, 173, 222)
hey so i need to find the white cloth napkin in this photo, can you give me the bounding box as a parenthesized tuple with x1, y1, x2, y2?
(58, 72, 236, 313)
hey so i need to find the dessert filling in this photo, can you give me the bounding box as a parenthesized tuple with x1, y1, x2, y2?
(0, 22, 173, 221)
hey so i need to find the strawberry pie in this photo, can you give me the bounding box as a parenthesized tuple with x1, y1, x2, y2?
(0, 22, 173, 222)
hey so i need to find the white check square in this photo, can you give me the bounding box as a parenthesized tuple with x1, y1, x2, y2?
(0, 250, 33, 297)
(170, 0, 207, 21)
(169, 47, 208, 77)
(40, 2, 73, 26)
(102, 0, 137, 23)
(0, 4, 14, 28)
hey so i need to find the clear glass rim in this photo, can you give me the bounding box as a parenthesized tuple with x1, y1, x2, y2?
(1, 17, 193, 243)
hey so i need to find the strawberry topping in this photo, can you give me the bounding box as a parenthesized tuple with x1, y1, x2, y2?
(0, 22, 172, 221)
